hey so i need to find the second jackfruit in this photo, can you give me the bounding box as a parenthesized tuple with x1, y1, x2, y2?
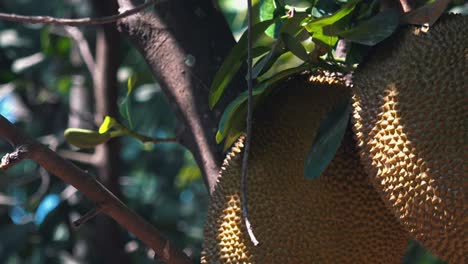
(352, 14, 467, 263)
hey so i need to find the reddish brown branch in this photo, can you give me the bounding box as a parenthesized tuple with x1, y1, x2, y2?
(400, 0, 413, 12)
(0, 0, 156, 26)
(0, 115, 192, 264)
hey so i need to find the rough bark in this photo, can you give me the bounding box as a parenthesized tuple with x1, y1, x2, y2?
(116, 0, 246, 193)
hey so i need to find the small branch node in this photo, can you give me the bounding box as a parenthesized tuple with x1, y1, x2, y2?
(72, 206, 104, 228)
(0, 145, 29, 170)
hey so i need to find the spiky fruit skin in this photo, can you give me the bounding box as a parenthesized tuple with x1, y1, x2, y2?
(201, 76, 409, 263)
(352, 14, 467, 262)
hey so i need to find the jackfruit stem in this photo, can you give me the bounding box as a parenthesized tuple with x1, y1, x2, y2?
(241, 0, 260, 247)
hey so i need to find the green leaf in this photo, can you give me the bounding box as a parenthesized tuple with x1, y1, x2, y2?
(0, 223, 35, 260)
(217, 63, 310, 149)
(257, 51, 305, 81)
(260, 0, 276, 36)
(332, 10, 400, 46)
(64, 128, 111, 149)
(280, 32, 309, 61)
(345, 43, 371, 66)
(304, 97, 350, 179)
(278, 12, 309, 38)
(303, 0, 359, 47)
(175, 152, 202, 189)
(98, 116, 118, 134)
(209, 19, 276, 109)
(216, 86, 268, 144)
(127, 74, 137, 96)
(305, 0, 359, 31)
(251, 42, 285, 79)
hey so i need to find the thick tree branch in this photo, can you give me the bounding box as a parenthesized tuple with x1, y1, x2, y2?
(0, 115, 191, 264)
(0, 0, 156, 26)
(116, 0, 246, 193)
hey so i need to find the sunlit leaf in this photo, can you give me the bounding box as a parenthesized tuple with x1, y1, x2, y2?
(64, 128, 111, 149)
(127, 74, 137, 96)
(303, 0, 359, 47)
(304, 97, 350, 179)
(260, 0, 276, 36)
(257, 51, 305, 81)
(98, 115, 118, 134)
(331, 10, 399, 46)
(209, 19, 276, 109)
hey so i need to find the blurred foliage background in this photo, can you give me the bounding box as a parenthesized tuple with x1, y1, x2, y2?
(0, 0, 465, 263)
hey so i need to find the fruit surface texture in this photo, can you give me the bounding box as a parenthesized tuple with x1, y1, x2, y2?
(202, 76, 409, 263)
(352, 14, 467, 262)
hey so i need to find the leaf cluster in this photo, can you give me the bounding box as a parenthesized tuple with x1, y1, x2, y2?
(210, 0, 458, 178)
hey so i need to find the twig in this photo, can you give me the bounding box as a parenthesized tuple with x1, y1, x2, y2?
(62, 26, 96, 75)
(400, 0, 413, 12)
(73, 206, 105, 228)
(0, 115, 192, 264)
(241, 0, 259, 246)
(0, 145, 29, 170)
(0, 0, 156, 26)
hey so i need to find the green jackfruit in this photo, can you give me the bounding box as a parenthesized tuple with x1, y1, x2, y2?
(352, 14, 467, 262)
(202, 75, 409, 263)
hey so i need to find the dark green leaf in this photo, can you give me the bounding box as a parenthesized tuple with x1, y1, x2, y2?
(217, 64, 310, 149)
(345, 43, 371, 66)
(209, 20, 276, 109)
(311, 0, 342, 18)
(216, 85, 269, 145)
(304, 97, 350, 179)
(278, 13, 309, 38)
(401, 0, 452, 26)
(333, 10, 400, 46)
(0, 223, 35, 262)
(257, 51, 305, 81)
(280, 32, 309, 61)
(251, 42, 285, 79)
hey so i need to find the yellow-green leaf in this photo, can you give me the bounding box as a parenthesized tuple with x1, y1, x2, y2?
(98, 116, 118, 134)
(64, 128, 111, 149)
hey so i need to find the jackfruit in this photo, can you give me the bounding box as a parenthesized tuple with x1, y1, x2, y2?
(352, 14, 467, 262)
(202, 75, 409, 263)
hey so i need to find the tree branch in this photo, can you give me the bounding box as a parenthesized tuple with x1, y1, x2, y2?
(0, 115, 192, 264)
(61, 26, 96, 76)
(0, 0, 156, 26)
(116, 0, 246, 193)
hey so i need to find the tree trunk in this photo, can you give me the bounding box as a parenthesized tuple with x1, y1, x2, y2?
(117, 0, 246, 193)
